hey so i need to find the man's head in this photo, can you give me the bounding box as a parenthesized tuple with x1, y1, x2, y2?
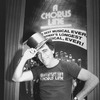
(35, 39, 55, 68)
(37, 43, 55, 68)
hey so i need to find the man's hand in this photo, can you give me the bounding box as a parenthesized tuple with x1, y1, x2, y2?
(23, 48, 37, 60)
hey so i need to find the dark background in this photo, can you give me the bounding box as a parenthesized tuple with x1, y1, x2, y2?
(0, 0, 5, 100)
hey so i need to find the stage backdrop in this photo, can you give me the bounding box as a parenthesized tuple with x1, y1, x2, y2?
(20, 0, 87, 100)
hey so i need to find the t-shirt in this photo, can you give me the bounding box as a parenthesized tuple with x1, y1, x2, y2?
(31, 60, 81, 100)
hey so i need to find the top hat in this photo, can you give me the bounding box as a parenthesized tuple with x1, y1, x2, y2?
(24, 32, 50, 50)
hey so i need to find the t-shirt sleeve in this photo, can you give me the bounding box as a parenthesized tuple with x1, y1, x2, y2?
(63, 61, 81, 78)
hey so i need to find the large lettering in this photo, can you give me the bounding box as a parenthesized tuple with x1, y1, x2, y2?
(40, 72, 64, 81)
(42, 28, 87, 49)
(41, 4, 71, 27)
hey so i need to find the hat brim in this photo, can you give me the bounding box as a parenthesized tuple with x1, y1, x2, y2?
(36, 38, 50, 51)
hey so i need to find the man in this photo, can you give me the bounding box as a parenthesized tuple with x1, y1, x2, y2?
(12, 32, 99, 100)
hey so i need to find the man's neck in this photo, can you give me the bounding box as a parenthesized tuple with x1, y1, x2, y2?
(47, 58, 59, 68)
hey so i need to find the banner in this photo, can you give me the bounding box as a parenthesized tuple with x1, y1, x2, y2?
(42, 28, 87, 49)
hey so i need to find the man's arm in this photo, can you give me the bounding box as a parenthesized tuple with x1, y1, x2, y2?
(75, 68, 99, 100)
(12, 48, 37, 82)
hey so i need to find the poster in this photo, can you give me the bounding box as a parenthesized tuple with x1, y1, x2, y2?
(20, 0, 87, 100)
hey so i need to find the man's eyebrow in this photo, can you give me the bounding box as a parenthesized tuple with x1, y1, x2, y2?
(42, 49, 47, 51)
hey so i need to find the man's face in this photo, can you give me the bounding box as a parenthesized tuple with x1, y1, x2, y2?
(37, 44, 54, 67)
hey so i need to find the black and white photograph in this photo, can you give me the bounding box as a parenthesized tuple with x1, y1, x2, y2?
(1, 0, 99, 100)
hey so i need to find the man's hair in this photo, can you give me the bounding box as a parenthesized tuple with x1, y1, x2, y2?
(46, 39, 55, 51)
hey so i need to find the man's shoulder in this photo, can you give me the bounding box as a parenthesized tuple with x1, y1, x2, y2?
(60, 60, 76, 65)
(60, 60, 80, 70)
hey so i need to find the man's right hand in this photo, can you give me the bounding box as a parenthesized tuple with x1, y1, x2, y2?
(23, 48, 37, 60)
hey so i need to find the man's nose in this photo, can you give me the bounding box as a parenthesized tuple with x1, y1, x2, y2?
(41, 53, 46, 58)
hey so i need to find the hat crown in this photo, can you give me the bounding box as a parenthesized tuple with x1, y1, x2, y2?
(26, 32, 47, 49)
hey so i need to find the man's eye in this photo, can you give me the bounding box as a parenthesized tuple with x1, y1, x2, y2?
(43, 49, 47, 52)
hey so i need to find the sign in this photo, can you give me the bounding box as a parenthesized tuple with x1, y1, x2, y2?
(42, 28, 87, 49)
(41, 4, 72, 29)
